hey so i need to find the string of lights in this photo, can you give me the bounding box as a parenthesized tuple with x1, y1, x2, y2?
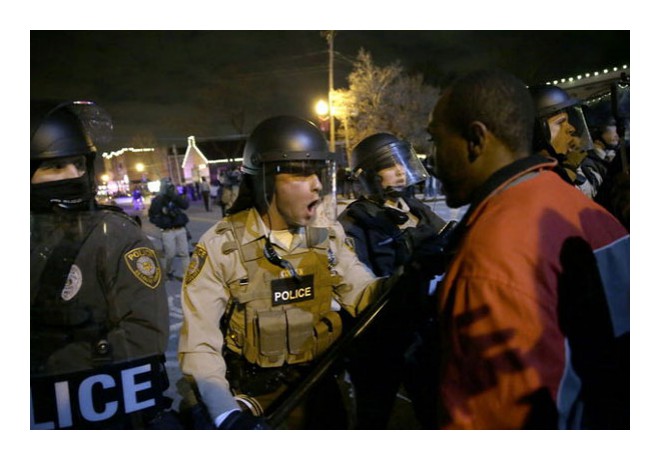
(546, 64, 629, 86)
(101, 147, 155, 159)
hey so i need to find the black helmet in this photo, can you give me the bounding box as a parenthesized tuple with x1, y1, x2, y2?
(584, 103, 619, 146)
(529, 85, 580, 118)
(528, 85, 592, 156)
(30, 100, 112, 212)
(31, 100, 112, 163)
(229, 115, 335, 218)
(350, 132, 428, 199)
(242, 115, 330, 175)
(33, 102, 90, 162)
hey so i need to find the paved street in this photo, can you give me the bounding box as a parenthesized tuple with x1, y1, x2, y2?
(115, 193, 466, 427)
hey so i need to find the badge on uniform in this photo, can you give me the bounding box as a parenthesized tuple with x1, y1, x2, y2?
(185, 244, 208, 285)
(124, 247, 161, 289)
(61, 264, 83, 301)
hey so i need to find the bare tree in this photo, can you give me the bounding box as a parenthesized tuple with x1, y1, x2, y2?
(384, 73, 440, 150)
(332, 49, 440, 165)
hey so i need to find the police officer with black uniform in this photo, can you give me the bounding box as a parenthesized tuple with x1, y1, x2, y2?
(338, 133, 453, 428)
(30, 100, 176, 429)
(178, 116, 393, 429)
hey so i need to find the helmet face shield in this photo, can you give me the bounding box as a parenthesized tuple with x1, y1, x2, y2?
(381, 144, 428, 191)
(353, 139, 428, 197)
(270, 160, 332, 185)
(543, 105, 593, 155)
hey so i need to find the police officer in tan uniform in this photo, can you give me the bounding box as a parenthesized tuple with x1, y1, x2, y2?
(178, 116, 390, 429)
(30, 101, 176, 429)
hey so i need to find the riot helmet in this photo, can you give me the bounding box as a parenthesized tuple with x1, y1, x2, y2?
(587, 112, 620, 151)
(242, 115, 331, 175)
(30, 100, 112, 213)
(231, 115, 336, 226)
(529, 84, 592, 157)
(350, 132, 428, 200)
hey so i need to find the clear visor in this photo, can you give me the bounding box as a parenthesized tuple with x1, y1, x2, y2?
(545, 105, 593, 155)
(355, 144, 429, 196)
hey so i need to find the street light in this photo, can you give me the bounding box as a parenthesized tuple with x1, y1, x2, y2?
(315, 99, 329, 117)
(315, 99, 330, 134)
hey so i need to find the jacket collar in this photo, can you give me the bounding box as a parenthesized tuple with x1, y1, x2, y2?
(444, 155, 556, 252)
(464, 154, 556, 223)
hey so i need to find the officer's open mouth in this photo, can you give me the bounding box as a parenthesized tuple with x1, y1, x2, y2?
(307, 199, 320, 212)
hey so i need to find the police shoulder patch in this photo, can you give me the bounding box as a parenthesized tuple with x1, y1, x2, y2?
(61, 264, 83, 301)
(185, 244, 208, 285)
(124, 247, 161, 289)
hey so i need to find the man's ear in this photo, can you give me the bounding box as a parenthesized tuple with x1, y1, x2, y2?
(467, 121, 488, 161)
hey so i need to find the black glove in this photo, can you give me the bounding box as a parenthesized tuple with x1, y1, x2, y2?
(217, 410, 271, 430)
(408, 220, 458, 275)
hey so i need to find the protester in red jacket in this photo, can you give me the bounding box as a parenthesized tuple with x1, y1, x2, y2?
(427, 69, 629, 429)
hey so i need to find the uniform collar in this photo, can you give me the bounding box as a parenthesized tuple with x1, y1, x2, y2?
(242, 208, 305, 251)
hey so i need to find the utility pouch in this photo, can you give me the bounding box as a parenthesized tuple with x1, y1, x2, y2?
(256, 310, 286, 367)
(313, 311, 342, 356)
(286, 308, 314, 364)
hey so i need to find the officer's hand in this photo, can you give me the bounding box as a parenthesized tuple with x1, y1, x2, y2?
(217, 410, 271, 430)
(406, 223, 442, 249)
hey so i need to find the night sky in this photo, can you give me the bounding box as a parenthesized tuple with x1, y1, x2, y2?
(30, 30, 630, 151)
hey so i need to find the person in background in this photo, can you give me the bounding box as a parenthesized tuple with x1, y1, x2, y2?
(583, 112, 630, 230)
(148, 178, 190, 281)
(220, 166, 242, 212)
(427, 69, 629, 429)
(200, 176, 211, 212)
(132, 186, 144, 210)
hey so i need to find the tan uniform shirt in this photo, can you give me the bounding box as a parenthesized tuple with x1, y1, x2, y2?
(178, 208, 387, 420)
